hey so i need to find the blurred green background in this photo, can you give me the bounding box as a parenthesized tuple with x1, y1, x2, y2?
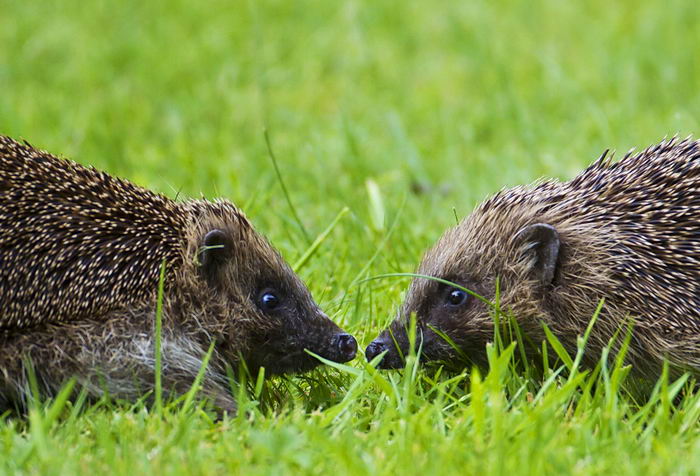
(2, 0, 700, 473)
(2, 3, 698, 335)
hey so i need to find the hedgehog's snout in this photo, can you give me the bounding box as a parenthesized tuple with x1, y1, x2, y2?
(365, 339, 385, 362)
(365, 335, 405, 369)
(332, 333, 358, 362)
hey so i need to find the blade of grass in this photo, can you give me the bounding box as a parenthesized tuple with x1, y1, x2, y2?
(365, 179, 385, 232)
(360, 273, 493, 307)
(293, 207, 349, 272)
(181, 340, 217, 412)
(264, 128, 311, 245)
(154, 259, 167, 415)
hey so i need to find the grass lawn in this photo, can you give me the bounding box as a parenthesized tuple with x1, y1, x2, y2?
(2, 0, 700, 474)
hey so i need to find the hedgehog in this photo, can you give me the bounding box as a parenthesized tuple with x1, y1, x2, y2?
(366, 137, 700, 378)
(0, 135, 357, 412)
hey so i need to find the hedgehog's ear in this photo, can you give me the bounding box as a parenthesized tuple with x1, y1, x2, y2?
(199, 229, 231, 275)
(515, 223, 560, 286)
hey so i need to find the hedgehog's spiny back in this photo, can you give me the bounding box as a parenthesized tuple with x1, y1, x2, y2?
(576, 138, 700, 333)
(0, 136, 189, 330)
(473, 137, 700, 334)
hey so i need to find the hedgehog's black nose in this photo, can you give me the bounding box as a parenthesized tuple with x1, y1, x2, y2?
(365, 339, 387, 363)
(334, 333, 357, 362)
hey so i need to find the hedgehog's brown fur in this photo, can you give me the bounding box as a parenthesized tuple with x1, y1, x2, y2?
(0, 135, 356, 412)
(0, 136, 190, 330)
(368, 137, 700, 378)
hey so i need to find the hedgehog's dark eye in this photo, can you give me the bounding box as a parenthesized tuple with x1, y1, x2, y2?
(258, 289, 281, 311)
(445, 288, 469, 307)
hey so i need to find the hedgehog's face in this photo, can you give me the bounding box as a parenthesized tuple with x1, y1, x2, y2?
(366, 222, 560, 370)
(198, 228, 357, 375)
(366, 274, 495, 370)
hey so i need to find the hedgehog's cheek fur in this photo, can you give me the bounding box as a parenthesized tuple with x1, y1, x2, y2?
(368, 305, 497, 370)
(366, 325, 467, 370)
(241, 311, 352, 375)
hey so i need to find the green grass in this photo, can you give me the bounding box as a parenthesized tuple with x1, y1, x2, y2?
(2, 0, 700, 473)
